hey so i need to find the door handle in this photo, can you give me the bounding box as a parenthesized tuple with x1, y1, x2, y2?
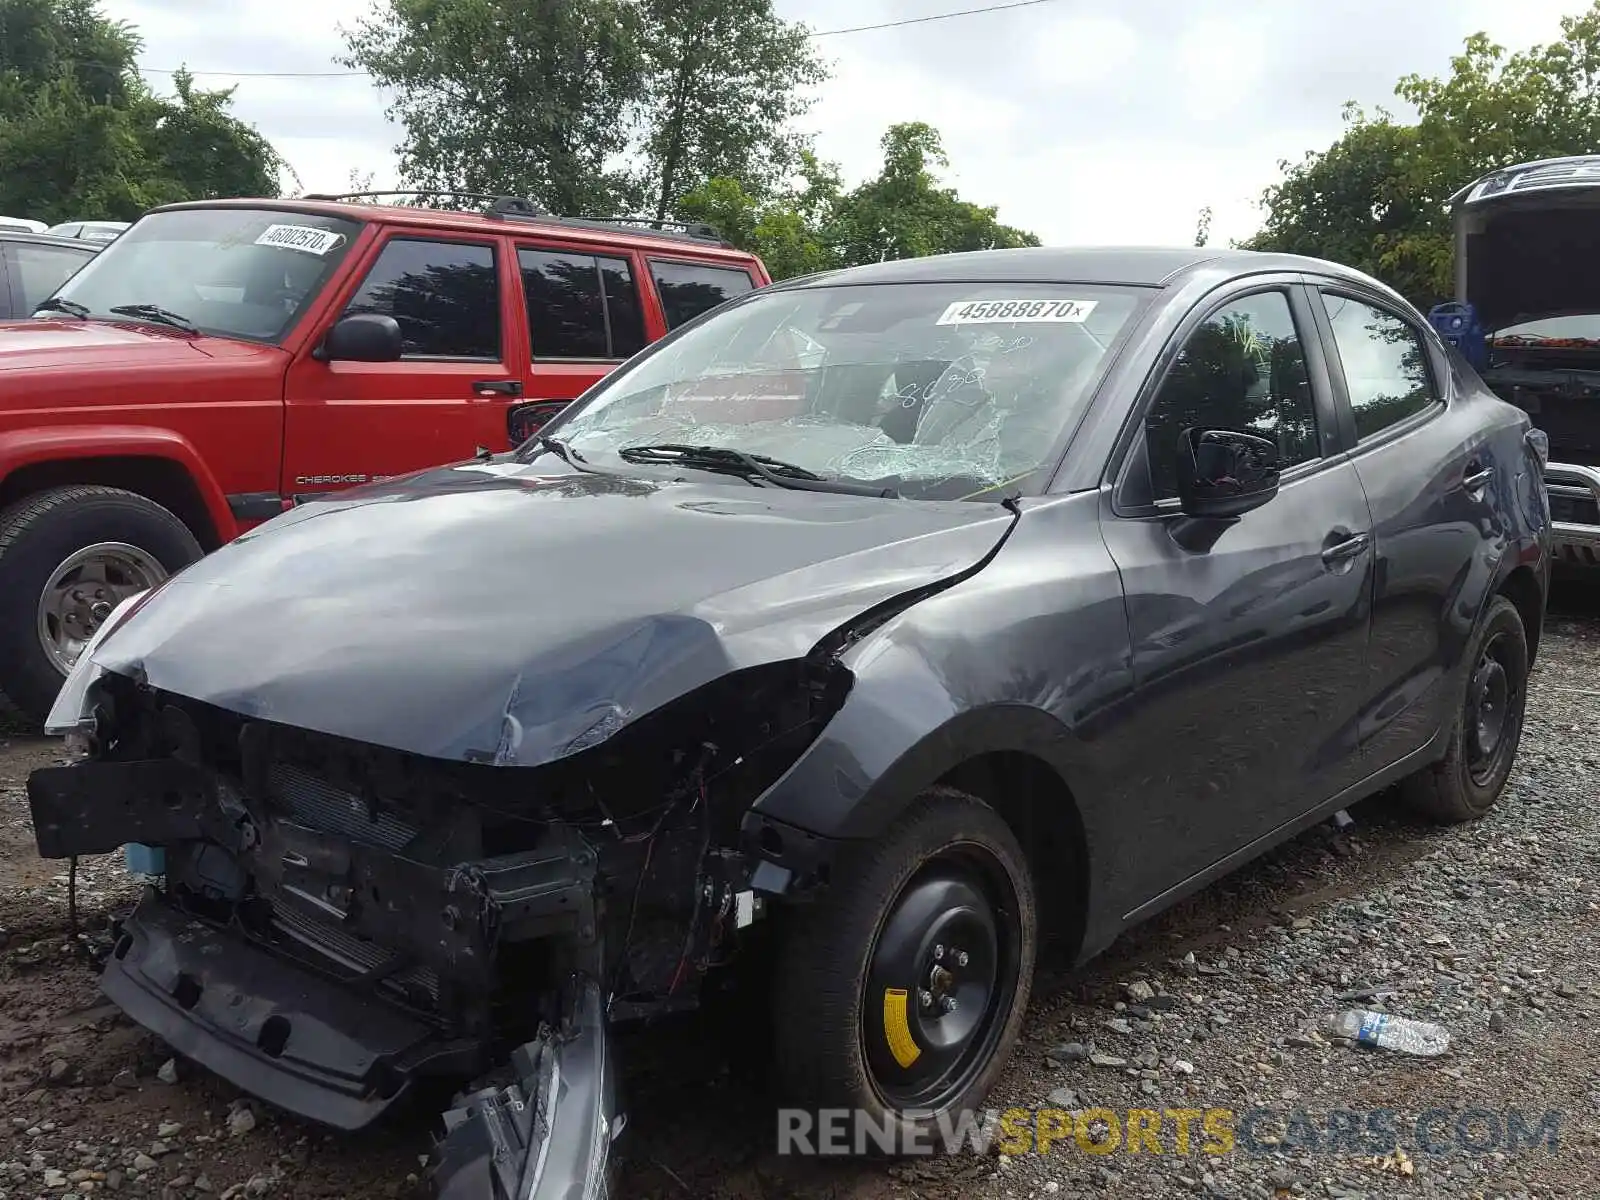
(1463, 463, 1493, 491)
(1321, 531, 1371, 565)
(473, 379, 522, 396)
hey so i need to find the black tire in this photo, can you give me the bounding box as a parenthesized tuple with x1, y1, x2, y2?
(771, 786, 1037, 1153)
(0, 486, 203, 723)
(1399, 594, 1529, 824)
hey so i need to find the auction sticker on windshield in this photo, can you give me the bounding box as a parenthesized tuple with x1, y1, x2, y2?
(936, 299, 1096, 325)
(255, 224, 346, 256)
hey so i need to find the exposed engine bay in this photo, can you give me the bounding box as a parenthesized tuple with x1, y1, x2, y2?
(27, 654, 853, 1193)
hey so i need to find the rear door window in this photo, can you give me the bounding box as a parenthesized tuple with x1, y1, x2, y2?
(6, 241, 95, 312)
(650, 260, 755, 329)
(518, 247, 647, 360)
(1319, 292, 1440, 440)
(341, 237, 500, 359)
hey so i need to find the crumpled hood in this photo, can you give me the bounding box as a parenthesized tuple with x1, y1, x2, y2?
(89, 459, 1015, 766)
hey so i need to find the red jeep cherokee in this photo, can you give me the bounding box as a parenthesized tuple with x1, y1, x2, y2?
(0, 192, 771, 722)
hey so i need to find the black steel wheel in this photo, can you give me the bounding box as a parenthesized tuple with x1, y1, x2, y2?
(1400, 593, 1529, 823)
(861, 848, 1021, 1113)
(771, 786, 1037, 1151)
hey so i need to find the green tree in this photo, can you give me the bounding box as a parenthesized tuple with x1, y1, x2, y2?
(1246, 4, 1600, 307)
(0, 0, 283, 222)
(678, 123, 1039, 281)
(828, 123, 1040, 266)
(1242, 105, 1428, 295)
(678, 151, 840, 279)
(340, 0, 648, 215)
(636, 0, 827, 221)
(0, 0, 139, 108)
(130, 69, 283, 205)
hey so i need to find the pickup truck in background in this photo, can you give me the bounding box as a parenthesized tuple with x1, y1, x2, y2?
(0, 192, 771, 722)
(1443, 156, 1600, 572)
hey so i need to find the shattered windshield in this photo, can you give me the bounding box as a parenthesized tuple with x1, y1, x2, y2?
(540, 280, 1151, 501)
(40, 207, 362, 344)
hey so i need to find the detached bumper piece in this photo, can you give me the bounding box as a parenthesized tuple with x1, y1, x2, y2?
(104, 889, 463, 1130)
(432, 975, 622, 1200)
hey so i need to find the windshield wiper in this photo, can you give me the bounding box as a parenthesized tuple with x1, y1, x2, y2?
(617, 443, 898, 497)
(535, 434, 588, 465)
(34, 297, 90, 318)
(108, 304, 197, 333)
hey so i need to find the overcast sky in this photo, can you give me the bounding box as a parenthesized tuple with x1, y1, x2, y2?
(107, 0, 1585, 247)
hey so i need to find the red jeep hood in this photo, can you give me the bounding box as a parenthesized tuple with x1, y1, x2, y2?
(0, 319, 229, 373)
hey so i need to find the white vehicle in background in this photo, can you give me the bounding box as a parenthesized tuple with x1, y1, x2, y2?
(46, 220, 130, 242)
(0, 216, 48, 234)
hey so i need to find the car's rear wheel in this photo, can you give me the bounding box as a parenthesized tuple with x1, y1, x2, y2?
(0, 486, 202, 722)
(771, 786, 1036, 1151)
(1399, 594, 1529, 823)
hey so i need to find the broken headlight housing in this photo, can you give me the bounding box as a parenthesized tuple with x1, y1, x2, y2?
(44, 587, 156, 743)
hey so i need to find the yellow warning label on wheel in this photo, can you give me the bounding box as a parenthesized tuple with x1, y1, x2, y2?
(883, 987, 921, 1068)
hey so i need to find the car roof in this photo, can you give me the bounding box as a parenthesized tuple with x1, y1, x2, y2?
(768, 245, 1384, 291)
(1448, 155, 1600, 206)
(0, 230, 103, 251)
(145, 197, 764, 265)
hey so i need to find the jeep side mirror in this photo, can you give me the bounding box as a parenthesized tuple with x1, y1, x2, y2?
(1174, 427, 1281, 520)
(315, 313, 402, 362)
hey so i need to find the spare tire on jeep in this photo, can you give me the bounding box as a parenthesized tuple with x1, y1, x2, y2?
(0, 485, 203, 723)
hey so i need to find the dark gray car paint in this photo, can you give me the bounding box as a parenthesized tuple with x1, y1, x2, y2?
(88, 467, 1016, 766)
(77, 246, 1550, 968)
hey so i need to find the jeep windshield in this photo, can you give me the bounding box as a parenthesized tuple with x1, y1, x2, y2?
(38, 207, 362, 344)
(539, 281, 1151, 501)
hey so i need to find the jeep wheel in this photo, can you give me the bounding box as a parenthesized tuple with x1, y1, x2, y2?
(1399, 594, 1529, 824)
(0, 486, 203, 723)
(771, 786, 1037, 1151)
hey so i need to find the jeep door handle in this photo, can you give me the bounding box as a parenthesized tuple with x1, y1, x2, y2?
(1463, 464, 1493, 491)
(473, 379, 522, 396)
(1321, 531, 1371, 565)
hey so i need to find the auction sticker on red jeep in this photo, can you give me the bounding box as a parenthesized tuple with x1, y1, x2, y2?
(256, 224, 346, 255)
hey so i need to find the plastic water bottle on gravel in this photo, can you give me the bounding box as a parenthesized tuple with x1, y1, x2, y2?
(1324, 1009, 1451, 1056)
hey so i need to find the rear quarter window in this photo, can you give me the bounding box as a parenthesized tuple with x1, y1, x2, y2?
(650, 260, 756, 329)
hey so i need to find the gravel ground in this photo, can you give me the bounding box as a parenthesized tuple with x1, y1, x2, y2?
(2, 585, 1598, 1200)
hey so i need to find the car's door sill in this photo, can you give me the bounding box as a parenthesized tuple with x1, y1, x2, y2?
(1120, 719, 1452, 927)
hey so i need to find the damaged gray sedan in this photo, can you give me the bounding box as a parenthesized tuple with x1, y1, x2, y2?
(29, 246, 1549, 1195)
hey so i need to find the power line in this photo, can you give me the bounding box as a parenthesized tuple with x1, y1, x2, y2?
(812, 0, 1063, 36)
(134, 0, 1066, 79)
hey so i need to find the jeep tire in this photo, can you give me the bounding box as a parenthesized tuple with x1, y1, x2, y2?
(0, 486, 203, 723)
(771, 786, 1037, 1153)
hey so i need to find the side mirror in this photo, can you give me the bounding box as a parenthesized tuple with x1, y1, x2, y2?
(1174, 427, 1281, 519)
(315, 313, 402, 362)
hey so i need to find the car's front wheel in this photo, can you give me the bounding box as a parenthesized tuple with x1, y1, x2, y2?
(771, 786, 1037, 1151)
(1400, 593, 1530, 823)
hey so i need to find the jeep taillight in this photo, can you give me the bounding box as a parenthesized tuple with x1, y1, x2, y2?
(507, 401, 571, 445)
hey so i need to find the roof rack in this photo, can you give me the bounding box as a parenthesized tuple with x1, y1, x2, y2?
(301, 190, 512, 208)
(297, 190, 733, 249)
